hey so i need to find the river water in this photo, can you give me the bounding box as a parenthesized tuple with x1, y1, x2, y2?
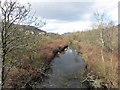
(37, 47, 88, 88)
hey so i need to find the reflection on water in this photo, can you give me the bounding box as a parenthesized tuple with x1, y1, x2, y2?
(38, 48, 88, 88)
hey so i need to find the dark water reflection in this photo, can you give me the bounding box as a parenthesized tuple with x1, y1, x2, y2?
(38, 48, 88, 88)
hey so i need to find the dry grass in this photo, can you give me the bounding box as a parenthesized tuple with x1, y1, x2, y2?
(77, 41, 118, 88)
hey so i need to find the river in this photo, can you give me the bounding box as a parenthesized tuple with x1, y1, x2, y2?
(36, 47, 89, 88)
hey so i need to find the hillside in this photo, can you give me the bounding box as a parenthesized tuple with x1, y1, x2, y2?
(20, 25, 47, 34)
(62, 26, 118, 88)
(63, 26, 118, 51)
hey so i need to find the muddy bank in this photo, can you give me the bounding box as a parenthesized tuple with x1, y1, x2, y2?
(3, 40, 68, 88)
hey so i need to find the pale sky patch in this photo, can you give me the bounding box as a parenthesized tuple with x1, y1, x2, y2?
(41, 19, 92, 34)
(1, 0, 119, 34)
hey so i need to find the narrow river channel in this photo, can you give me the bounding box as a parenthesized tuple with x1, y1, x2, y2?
(37, 47, 89, 88)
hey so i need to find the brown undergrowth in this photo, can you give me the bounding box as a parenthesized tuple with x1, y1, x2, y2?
(3, 39, 68, 88)
(73, 41, 118, 88)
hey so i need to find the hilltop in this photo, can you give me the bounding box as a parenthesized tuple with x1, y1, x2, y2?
(20, 25, 46, 34)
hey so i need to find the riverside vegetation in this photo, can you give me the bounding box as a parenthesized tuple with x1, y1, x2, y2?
(3, 33, 68, 88)
(62, 25, 118, 88)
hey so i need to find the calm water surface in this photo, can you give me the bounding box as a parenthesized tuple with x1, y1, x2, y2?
(37, 48, 88, 88)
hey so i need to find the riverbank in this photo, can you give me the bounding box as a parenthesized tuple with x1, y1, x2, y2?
(68, 40, 118, 88)
(3, 39, 68, 88)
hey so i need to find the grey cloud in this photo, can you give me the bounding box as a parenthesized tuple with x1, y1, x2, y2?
(30, 2, 95, 21)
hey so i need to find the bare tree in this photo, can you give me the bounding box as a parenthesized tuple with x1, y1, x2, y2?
(93, 12, 118, 87)
(93, 12, 111, 75)
(0, 0, 31, 88)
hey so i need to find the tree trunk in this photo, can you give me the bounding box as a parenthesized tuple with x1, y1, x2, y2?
(1, 53, 5, 89)
(100, 29, 106, 75)
(1, 22, 6, 89)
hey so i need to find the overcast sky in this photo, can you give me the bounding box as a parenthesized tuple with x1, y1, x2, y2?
(17, 0, 119, 34)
